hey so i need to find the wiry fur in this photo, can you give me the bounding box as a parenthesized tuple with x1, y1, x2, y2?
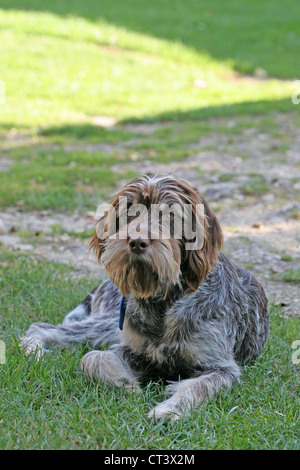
(20, 175, 269, 420)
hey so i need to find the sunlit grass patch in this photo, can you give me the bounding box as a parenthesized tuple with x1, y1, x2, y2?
(0, 5, 295, 130)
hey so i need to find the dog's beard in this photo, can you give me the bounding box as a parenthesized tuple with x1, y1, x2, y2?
(101, 239, 182, 299)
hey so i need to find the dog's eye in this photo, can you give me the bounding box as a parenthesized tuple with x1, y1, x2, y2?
(158, 212, 174, 226)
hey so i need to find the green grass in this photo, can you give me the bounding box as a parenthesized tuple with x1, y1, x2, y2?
(0, 251, 299, 450)
(50, 224, 94, 240)
(0, 0, 299, 211)
(0, 115, 291, 211)
(281, 269, 300, 283)
(0, 146, 138, 211)
(0, 1, 297, 130)
(243, 180, 270, 196)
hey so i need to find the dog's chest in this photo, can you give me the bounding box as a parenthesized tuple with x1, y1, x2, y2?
(121, 310, 166, 356)
(120, 303, 195, 377)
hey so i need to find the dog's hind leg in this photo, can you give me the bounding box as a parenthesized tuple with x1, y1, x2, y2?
(62, 288, 98, 325)
(20, 280, 122, 358)
(19, 313, 120, 358)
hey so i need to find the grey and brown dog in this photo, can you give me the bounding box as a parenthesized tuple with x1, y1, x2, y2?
(20, 175, 269, 420)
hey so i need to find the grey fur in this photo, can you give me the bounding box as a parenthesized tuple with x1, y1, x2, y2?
(20, 175, 269, 420)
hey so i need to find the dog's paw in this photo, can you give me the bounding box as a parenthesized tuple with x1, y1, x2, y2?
(81, 350, 141, 392)
(18, 335, 45, 359)
(80, 350, 102, 381)
(148, 401, 182, 422)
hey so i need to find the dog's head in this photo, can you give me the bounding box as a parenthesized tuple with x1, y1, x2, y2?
(90, 175, 223, 299)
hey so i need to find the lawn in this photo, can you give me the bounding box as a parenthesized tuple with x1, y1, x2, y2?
(0, 0, 299, 451)
(0, 0, 298, 210)
(0, 253, 299, 450)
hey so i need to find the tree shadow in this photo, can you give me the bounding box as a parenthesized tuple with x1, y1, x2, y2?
(37, 97, 293, 141)
(2, 0, 300, 79)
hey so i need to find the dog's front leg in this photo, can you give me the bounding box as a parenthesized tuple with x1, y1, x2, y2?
(148, 367, 240, 421)
(81, 350, 140, 392)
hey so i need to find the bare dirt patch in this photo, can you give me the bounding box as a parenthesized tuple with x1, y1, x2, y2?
(1, 113, 299, 316)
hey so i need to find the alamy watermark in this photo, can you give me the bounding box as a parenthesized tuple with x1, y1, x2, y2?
(0, 81, 5, 105)
(291, 340, 300, 365)
(96, 198, 205, 250)
(291, 80, 300, 105)
(0, 340, 6, 364)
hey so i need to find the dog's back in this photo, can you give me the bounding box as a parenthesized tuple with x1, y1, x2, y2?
(202, 253, 269, 365)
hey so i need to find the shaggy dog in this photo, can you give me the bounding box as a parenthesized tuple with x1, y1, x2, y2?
(20, 175, 269, 420)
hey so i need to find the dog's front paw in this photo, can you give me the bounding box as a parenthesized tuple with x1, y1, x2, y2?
(81, 350, 103, 382)
(81, 350, 141, 392)
(148, 401, 182, 422)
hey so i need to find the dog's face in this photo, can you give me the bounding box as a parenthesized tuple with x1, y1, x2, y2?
(90, 175, 223, 299)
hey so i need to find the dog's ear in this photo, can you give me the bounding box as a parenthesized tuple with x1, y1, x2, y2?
(184, 197, 223, 291)
(89, 224, 105, 262)
(89, 189, 124, 262)
(202, 198, 223, 263)
(89, 208, 114, 261)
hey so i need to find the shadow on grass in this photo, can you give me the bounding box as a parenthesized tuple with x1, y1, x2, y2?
(0, 96, 296, 212)
(37, 97, 294, 140)
(39, 123, 136, 143)
(1, 0, 300, 79)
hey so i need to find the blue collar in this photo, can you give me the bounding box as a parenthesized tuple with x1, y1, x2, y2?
(119, 296, 128, 330)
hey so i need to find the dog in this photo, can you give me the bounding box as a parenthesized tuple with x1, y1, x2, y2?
(20, 175, 269, 420)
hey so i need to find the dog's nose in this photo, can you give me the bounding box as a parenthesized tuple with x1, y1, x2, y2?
(128, 237, 150, 254)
